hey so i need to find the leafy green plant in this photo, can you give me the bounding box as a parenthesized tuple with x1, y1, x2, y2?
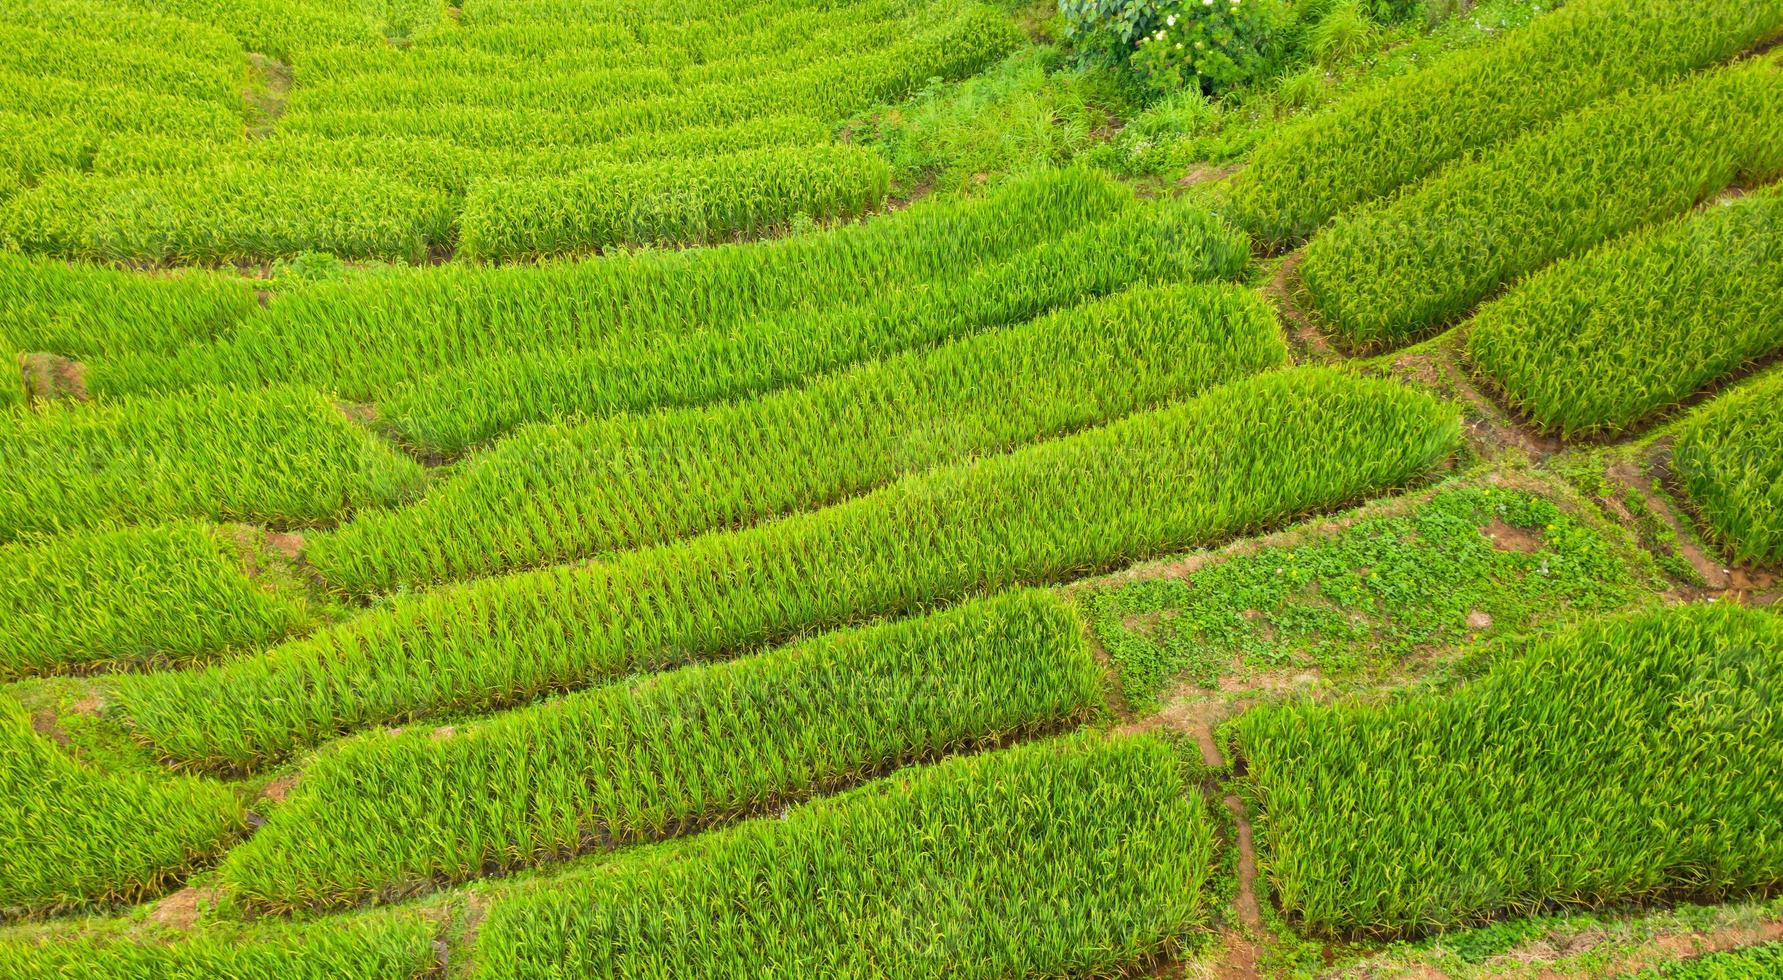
(1672, 370, 1783, 564)
(1063, 0, 1290, 94)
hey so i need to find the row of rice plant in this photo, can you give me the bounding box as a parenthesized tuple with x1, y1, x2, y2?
(1467, 183, 1783, 438)
(1223, 0, 1783, 248)
(0, 914, 436, 979)
(222, 590, 1102, 911)
(1299, 57, 1783, 352)
(85, 168, 1132, 401)
(0, 522, 311, 679)
(98, 0, 384, 62)
(457, 145, 893, 259)
(0, 694, 245, 916)
(0, 72, 242, 144)
(0, 163, 456, 263)
(0, 21, 238, 106)
(1234, 603, 1783, 938)
(306, 281, 1285, 593)
(0, 250, 255, 361)
(110, 366, 1459, 772)
(0, 385, 424, 541)
(1672, 370, 1783, 564)
(470, 731, 1218, 978)
(381, 199, 1249, 453)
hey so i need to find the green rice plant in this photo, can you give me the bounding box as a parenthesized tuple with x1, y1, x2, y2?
(1224, 0, 1783, 248)
(0, 113, 97, 198)
(284, 65, 677, 115)
(98, 0, 383, 61)
(87, 168, 1134, 401)
(472, 731, 1218, 978)
(0, 386, 425, 541)
(0, 250, 256, 360)
(0, 71, 241, 143)
(0, 164, 454, 264)
(1235, 603, 1783, 938)
(307, 281, 1284, 591)
(0, 0, 243, 69)
(0, 523, 313, 680)
(1671, 370, 1783, 564)
(383, 199, 1250, 453)
(0, 914, 436, 979)
(458, 145, 892, 259)
(0, 694, 245, 916)
(113, 367, 1459, 771)
(222, 590, 1101, 911)
(0, 25, 240, 106)
(1299, 58, 1783, 352)
(1467, 184, 1783, 438)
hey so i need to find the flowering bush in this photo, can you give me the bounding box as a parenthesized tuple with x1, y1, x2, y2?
(1062, 0, 1289, 95)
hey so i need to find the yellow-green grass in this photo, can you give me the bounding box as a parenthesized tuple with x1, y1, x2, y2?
(112, 367, 1459, 772)
(0, 523, 311, 680)
(1299, 58, 1783, 352)
(1635, 941, 1783, 978)
(1672, 371, 1783, 564)
(222, 590, 1101, 911)
(306, 280, 1285, 593)
(0, 694, 244, 916)
(0, 913, 437, 979)
(1467, 184, 1783, 438)
(1236, 603, 1783, 939)
(458, 145, 892, 259)
(1225, 0, 1783, 249)
(97, 0, 383, 62)
(471, 731, 1218, 978)
(0, 386, 425, 541)
(86, 168, 1134, 402)
(379, 198, 1250, 453)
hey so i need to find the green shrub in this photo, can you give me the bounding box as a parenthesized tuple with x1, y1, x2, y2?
(0, 523, 311, 679)
(0, 694, 244, 916)
(472, 732, 1218, 979)
(1225, 0, 1783, 248)
(1672, 371, 1783, 564)
(1299, 59, 1783, 351)
(1468, 184, 1783, 438)
(112, 367, 1458, 771)
(222, 591, 1102, 910)
(306, 281, 1284, 591)
(1236, 603, 1783, 938)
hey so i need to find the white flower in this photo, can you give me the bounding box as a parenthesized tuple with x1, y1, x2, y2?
(1166, 13, 1176, 24)
(1175, 41, 1183, 48)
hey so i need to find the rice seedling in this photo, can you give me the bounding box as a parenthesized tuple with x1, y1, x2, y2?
(0, 164, 455, 264)
(0, 386, 425, 541)
(1299, 58, 1783, 352)
(222, 590, 1101, 911)
(458, 145, 892, 259)
(0, 25, 239, 106)
(0, 113, 98, 201)
(87, 167, 1136, 401)
(471, 731, 1218, 979)
(112, 367, 1459, 771)
(1235, 603, 1783, 938)
(1224, 0, 1783, 248)
(1671, 370, 1783, 564)
(0, 913, 437, 979)
(97, 0, 384, 61)
(306, 281, 1283, 591)
(0, 693, 245, 916)
(0, 71, 241, 143)
(1466, 184, 1783, 439)
(0, 250, 255, 360)
(382, 198, 1249, 453)
(0, 522, 312, 680)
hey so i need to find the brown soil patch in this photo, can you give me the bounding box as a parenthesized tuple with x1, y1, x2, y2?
(1487, 917, 1783, 978)
(70, 691, 104, 715)
(1180, 163, 1241, 188)
(148, 886, 216, 929)
(19, 352, 90, 402)
(244, 53, 292, 139)
(1606, 458, 1731, 589)
(429, 725, 457, 741)
(1266, 251, 1339, 364)
(1223, 794, 1262, 932)
(1466, 610, 1494, 630)
(262, 532, 305, 559)
(1480, 518, 1543, 554)
(29, 708, 70, 747)
(260, 773, 298, 804)
(335, 400, 380, 426)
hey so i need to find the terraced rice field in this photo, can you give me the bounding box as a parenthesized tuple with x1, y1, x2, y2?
(2, 0, 1779, 975)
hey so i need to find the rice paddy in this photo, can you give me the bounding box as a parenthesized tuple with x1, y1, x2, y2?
(3, 0, 1778, 974)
